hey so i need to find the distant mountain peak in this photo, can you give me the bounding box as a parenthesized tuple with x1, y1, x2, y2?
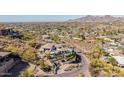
(67, 15, 122, 22)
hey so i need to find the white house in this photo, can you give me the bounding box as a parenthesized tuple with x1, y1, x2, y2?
(39, 43, 74, 59)
(112, 56, 124, 67)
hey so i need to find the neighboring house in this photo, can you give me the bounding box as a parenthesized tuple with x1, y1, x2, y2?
(0, 52, 20, 76)
(42, 35, 50, 40)
(107, 48, 115, 55)
(42, 35, 53, 42)
(112, 56, 124, 67)
(103, 40, 124, 56)
(73, 37, 82, 41)
(104, 38, 114, 42)
(0, 28, 23, 39)
(105, 48, 123, 56)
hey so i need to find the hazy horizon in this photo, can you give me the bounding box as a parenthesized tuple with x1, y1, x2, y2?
(0, 15, 83, 22)
(0, 15, 123, 22)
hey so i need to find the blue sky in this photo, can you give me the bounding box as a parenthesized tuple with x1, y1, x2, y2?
(0, 15, 83, 22)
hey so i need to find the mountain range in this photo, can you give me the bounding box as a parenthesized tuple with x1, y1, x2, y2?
(68, 15, 124, 22)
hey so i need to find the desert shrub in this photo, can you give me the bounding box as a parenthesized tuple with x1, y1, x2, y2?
(22, 49, 37, 63)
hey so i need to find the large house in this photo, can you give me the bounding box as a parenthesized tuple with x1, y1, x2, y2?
(39, 43, 74, 59)
(39, 43, 67, 52)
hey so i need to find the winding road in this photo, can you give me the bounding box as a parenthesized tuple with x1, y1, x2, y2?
(55, 52, 90, 77)
(54, 41, 91, 77)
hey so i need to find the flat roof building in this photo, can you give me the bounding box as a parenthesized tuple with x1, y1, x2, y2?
(113, 56, 124, 67)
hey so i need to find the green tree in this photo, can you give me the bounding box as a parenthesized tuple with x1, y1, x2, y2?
(27, 39, 37, 47)
(22, 49, 37, 63)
